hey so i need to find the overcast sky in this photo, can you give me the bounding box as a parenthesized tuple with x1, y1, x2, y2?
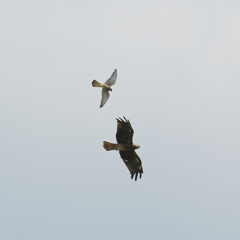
(1, 0, 240, 239)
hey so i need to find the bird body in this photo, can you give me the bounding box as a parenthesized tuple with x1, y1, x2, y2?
(92, 81, 112, 91)
(103, 117, 143, 181)
(92, 69, 117, 108)
(103, 141, 139, 152)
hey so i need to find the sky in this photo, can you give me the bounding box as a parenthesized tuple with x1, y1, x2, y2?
(1, 0, 240, 239)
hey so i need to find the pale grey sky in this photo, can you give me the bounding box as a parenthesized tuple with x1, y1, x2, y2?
(1, 0, 240, 239)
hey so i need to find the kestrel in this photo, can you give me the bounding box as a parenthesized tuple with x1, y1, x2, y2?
(92, 69, 117, 108)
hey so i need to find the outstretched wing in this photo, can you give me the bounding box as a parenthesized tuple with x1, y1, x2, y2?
(100, 88, 110, 108)
(119, 150, 143, 181)
(104, 69, 117, 86)
(116, 117, 134, 144)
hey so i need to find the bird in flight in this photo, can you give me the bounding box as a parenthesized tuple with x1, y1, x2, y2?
(92, 69, 117, 108)
(103, 116, 143, 181)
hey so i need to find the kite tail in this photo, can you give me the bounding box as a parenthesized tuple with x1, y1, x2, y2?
(103, 141, 119, 151)
(92, 80, 102, 87)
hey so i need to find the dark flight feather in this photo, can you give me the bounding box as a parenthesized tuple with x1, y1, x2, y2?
(119, 150, 143, 181)
(116, 117, 134, 144)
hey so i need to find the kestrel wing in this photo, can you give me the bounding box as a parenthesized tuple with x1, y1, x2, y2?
(119, 150, 143, 181)
(100, 88, 110, 108)
(104, 69, 117, 86)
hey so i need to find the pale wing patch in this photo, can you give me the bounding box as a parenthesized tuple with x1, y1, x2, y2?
(105, 69, 117, 86)
(100, 88, 110, 108)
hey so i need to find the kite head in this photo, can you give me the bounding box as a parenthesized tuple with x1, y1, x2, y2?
(133, 144, 140, 149)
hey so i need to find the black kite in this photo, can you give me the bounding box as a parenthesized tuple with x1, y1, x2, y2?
(103, 117, 143, 181)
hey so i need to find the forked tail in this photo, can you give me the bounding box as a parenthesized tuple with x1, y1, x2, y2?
(103, 141, 119, 151)
(92, 80, 102, 87)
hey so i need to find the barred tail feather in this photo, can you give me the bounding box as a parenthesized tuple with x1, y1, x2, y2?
(92, 80, 102, 87)
(103, 141, 119, 151)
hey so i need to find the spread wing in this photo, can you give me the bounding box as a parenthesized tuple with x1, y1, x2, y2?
(100, 88, 110, 108)
(116, 117, 134, 144)
(104, 69, 117, 86)
(119, 150, 143, 181)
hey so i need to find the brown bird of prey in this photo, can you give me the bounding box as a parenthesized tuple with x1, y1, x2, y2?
(103, 116, 143, 181)
(92, 69, 117, 108)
